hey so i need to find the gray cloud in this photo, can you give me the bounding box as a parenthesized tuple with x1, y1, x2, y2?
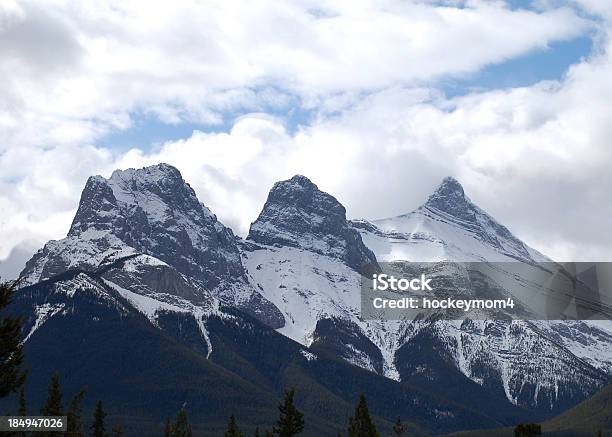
(0, 241, 39, 280)
(0, 3, 82, 73)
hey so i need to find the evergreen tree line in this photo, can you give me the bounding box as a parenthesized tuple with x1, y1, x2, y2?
(9, 371, 123, 437)
(1, 281, 122, 436)
(9, 280, 601, 437)
(163, 389, 408, 437)
(0, 279, 405, 436)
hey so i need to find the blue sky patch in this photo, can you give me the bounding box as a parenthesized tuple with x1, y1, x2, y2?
(100, 28, 594, 153)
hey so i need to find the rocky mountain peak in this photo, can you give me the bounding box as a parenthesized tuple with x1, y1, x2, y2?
(247, 175, 378, 273)
(23, 164, 247, 290)
(430, 176, 465, 200)
(267, 174, 345, 216)
(414, 176, 535, 261)
(423, 176, 475, 222)
(69, 164, 204, 235)
(287, 174, 318, 188)
(108, 163, 190, 201)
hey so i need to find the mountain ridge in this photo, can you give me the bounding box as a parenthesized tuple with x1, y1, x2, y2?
(247, 174, 379, 274)
(10, 163, 612, 434)
(352, 177, 548, 263)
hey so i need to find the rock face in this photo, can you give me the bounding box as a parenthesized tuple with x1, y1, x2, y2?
(14, 166, 612, 426)
(353, 176, 547, 263)
(11, 168, 525, 436)
(241, 175, 611, 416)
(350, 177, 612, 414)
(422, 176, 533, 260)
(424, 176, 474, 221)
(21, 164, 245, 291)
(247, 175, 378, 273)
(8, 265, 504, 436)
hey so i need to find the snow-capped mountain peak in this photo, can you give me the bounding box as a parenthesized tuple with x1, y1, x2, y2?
(353, 176, 546, 263)
(423, 176, 473, 222)
(70, 163, 215, 236)
(17, 167, 611, 417)
(247, 174, 378, 273)
(21, 164, 246, 291)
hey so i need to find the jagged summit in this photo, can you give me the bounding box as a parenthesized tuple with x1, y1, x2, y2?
(427, 176, 465, 204)
(22, 163, 246, 289)
(247, 175, 378, 273)
(422, 176, 475, 223)
(69, 164, 203, 236)
(353, 176, 543, 263)
(106, 163, 190, 199)
(260, 174, 342, 216)
(286, 174, 317, 187)
(111, 162, 179, 179)
(16, 164, 612, 421)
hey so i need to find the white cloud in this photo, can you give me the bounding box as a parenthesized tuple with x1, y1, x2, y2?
(1, 0, 610, 278)
(0, 0, 590, 150)
(122, 43, 612, 264)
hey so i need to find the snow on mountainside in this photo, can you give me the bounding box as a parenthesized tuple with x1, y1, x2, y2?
(20, 265, 218, 357)
(21, 164, 244, 290)
(243, 173, 611, 412)
(240, 241, 404, 378)
(19, 164, 283, 327)
(15, 164, 612, 416)
(348, 176, 612, 409)
(242, 175, 400, 375)
(352, 176, 549, 263)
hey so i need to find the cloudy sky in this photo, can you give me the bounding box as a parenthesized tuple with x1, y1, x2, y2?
(1, 0, 612, 279)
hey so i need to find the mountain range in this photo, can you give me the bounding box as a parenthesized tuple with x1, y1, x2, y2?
(5, 163, 612, 436)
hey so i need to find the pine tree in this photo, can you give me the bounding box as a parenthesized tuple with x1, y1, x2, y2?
(347, 394, 379, 437)
(41, 373, 63, 416)
(254, 427, 260, 437)
(392, 418, 405, 436)
(39, 373, 64, 437)
(273, 389, 304, 437)
(111, 424, 124, 437)
(224, 414, 243, 437)
(91, 400, 107, 437)
(164, 418, 173, 437)
(66, 389, 86, 437)
(18, 386, 26, 416)
(0, 281, 27, 399)
(7, 386, 28, 437)
(173, 409, 192, 437)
